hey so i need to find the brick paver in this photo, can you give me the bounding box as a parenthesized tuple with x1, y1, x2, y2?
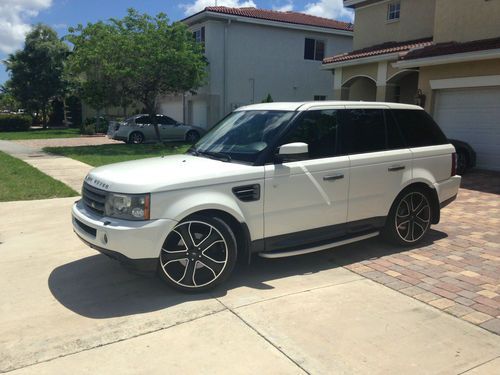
(331, 170, 500, 335)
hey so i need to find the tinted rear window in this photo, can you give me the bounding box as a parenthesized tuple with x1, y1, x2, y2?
(392, 109, 448, 147)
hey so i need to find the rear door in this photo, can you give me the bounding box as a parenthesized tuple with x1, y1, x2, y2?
(340, 107, 412, 230)
(264, 108, 350, 251)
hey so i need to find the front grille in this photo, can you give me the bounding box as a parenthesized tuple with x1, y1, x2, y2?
(82, 182, 107, 216)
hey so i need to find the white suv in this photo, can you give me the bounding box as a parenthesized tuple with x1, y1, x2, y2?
(72, 101, 461, 292)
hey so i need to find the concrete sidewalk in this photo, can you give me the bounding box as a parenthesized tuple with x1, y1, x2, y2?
(0, 139, 92, 191)
(1, 198, 499, 374)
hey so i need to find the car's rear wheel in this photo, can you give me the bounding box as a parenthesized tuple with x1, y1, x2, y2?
(158, 215, 237, 292)
(186, 130, 200, 143)
(456, 149, 469, 175)
(384, 187, 432, 246)
(129, 131, 144, 144)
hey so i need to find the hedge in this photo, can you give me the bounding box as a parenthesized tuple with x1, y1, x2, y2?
(0, 114, 32, 132)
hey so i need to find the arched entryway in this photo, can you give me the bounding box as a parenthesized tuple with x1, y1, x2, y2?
(386, 70, 419, 104)
(341, 76, 377, 101)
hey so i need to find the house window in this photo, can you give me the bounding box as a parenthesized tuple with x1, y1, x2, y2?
(387, 2, 401, 21)
(314, 95, 327, 101)
(193, 26, 205, 52)
(304, 38, 325, 61)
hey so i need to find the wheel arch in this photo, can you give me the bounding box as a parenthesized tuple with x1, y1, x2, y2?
(393, 181, 440, 225)
(154, 192, 252, 263)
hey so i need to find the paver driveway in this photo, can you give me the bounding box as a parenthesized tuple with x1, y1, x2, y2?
(332, 170, 500, 334)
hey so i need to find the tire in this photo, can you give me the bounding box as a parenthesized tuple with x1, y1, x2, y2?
(129, 131, 144, 144)
(185, 130, 200, 143)
(383, 187, 432, 246)
(158, 215, 237, 292)
(456, 149, 468, 175)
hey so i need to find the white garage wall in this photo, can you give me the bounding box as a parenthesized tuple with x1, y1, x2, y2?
(434, 86, 500, 171)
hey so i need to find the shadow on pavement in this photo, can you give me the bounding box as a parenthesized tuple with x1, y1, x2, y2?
(49, 230, 447, 319)
(460, 170, 500, 195)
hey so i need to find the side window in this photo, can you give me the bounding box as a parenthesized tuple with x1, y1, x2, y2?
(392, 109, 448, 147)
(281, 110, 338, 160)
(340, 109, 386, 154)
(385, 110, 406, 150)
(135, 116, 151, 125)
(157, 116, 176, 125)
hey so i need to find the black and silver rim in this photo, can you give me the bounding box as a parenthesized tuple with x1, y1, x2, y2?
(160, 221, 228, 288)
(130, 133, 143, 144)
(395, 192, 430, 243)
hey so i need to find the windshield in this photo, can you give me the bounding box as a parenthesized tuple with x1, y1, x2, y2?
(191, 110, 295, 163)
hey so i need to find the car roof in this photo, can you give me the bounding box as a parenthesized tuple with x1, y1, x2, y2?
(236, 101, 423, 112)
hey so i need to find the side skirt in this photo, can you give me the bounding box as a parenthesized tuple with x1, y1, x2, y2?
(258, 231, 379, 259)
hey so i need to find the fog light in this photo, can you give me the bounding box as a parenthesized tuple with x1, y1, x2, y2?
(103, 234, 108, 244)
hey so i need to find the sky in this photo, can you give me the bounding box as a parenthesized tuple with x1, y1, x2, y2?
(0, 0, 354, 85)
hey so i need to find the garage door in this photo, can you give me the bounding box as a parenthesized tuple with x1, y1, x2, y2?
(434, 86, 500, 171)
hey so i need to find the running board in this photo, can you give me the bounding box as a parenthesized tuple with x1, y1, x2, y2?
(258, 232, 380, 259)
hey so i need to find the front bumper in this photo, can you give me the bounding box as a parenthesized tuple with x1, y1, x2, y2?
(72, 200, 177, 269)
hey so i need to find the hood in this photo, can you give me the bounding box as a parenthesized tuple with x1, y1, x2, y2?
(84, 154, 263, 194)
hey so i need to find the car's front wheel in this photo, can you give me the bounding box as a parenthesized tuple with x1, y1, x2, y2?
(384, 187, 432, 246)
(158, 215, 237, 292)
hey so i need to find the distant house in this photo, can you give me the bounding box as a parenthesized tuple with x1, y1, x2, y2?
(159, 6, 353, 128)
(322, 0, 500, 171)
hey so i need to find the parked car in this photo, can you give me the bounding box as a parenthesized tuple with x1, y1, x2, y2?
(449, 139, 476, 175)
(111, 114, 205, 144)
(73, 101, 461, 292)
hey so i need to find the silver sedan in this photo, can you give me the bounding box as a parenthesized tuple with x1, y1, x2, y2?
(110, 114, 206, 144)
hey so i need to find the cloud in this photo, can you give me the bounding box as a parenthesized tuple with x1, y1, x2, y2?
(273, 1, 294, 12)
(304, 0, 353, 21)
(181, 0, 257, 16)
(0, 0, 53, 54)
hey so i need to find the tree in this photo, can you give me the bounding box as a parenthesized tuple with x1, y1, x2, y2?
(262, 93, 274, 103)
(66, 9, 207, 141)
(4, 24, 69, 127)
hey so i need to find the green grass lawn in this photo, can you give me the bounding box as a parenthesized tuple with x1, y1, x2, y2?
(44, 143, 191, 167)
(0, 151, 77, 202)
(0, 128, 81, 140)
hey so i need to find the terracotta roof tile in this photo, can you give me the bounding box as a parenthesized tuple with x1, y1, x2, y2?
(401, 36, 500, 61)
(198, 6, 353, 31)
(322, 37, 433, 64)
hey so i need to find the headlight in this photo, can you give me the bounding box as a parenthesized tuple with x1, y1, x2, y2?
(104, 193, 150, 220)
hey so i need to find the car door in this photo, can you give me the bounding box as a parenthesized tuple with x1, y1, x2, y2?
(263, 108, 350, 252)
(340, 107, 412, 231)
(158, 116, 183, 140)
(135, 115, 156, 140)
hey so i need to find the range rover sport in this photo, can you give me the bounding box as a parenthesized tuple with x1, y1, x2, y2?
(72, 101, 461, 292)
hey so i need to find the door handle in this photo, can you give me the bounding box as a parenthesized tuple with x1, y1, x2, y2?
(388, 165, 405, 172)
(323, 174, 344, 181)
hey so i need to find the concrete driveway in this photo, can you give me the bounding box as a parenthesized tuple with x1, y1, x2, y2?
(1, 197, 499, 374)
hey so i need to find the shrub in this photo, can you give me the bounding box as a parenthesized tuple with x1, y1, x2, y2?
(80, 116, 109, 135)
(0, 114, 32, 132)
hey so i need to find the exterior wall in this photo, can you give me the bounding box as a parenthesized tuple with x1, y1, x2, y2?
(342, 63, 378, 84)
(223, 22, 352, 114)
(353, 0, 435, 49)
(434, 0, 500, 43)
(418, 59, 500, 113)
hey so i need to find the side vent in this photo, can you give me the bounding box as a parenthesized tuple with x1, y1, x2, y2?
(232, 184, 261, 202)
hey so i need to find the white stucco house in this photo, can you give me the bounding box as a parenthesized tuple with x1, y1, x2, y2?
(160, 6, 353, 129)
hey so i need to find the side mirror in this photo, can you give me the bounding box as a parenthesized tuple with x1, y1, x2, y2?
(276, 142, 308, 163)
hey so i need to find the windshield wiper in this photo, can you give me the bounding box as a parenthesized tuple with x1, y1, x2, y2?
(188, 148, 232, 162)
